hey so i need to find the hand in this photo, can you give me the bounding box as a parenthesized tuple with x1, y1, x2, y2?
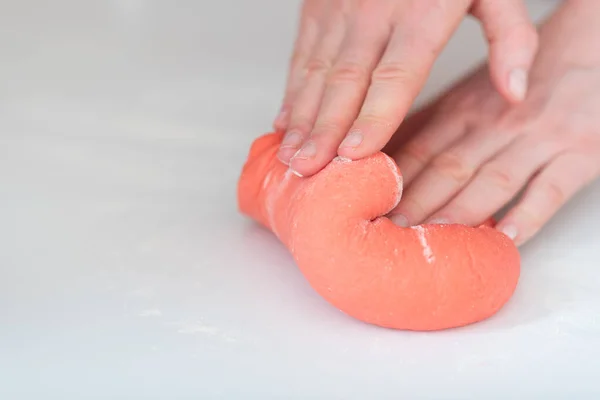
(274, 0, 538, 178)
(388, 0, 600, 246)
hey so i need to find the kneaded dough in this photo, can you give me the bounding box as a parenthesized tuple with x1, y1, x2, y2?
(237, 132, 520, 331)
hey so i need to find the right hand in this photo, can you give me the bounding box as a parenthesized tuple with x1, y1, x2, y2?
(387, 0, 600, 246)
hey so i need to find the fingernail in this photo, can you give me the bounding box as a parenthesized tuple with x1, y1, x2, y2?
(390, 214, 409, 227)
(290, 168, 303, 178)
(339, 130, 363, 150)
(280, 131, 303, 149)
(500, 224, 518, 240)
(291, 141, 317, 160)
(508, 68, 528, 101)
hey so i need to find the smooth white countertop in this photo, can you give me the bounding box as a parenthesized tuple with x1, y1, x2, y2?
(3, 1, 600, 398)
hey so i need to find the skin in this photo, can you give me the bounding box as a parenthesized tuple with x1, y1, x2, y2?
(274, 0, 539, 177)
(387, 0, 600, 246)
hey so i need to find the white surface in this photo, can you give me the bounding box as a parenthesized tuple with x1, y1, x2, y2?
(2, 1, 600, 399)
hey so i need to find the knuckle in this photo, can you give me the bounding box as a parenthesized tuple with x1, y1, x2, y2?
(326, 61, 370, 85)
(439, 89, 470, 112)
(516, 206, 544, 230)
(510, 21, 538, 46)
(392, 20, 442, 57)
(443, 202, 473, 223)
(401, 140, 433, 166)
(399, 196, 428, 222)
(290, 49, 309, 69)
(287, 116, 314, 135)
(430, 152, 474, 185)
(371, 62, 417, 85)
(304, 57, 332, 79)
(493, 114, 523, 134)
(517, 181, 567, 230)
(405, 21, 445, 55)
(540, 179, 567, 207)
(355, 113, 395, 130)
(492, 107, 539, 136)
(479, 164, 517, 193)
(410, 33, 441, 58)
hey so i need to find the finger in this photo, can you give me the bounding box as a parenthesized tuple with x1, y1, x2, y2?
(472, 0, 539, 103)
(428, 135, 562, 227)
(390, 123, 521, 227)
(288, 8, 391, 177)
(391, 106, 468, 188)
(277, 12, 347, 165)
(381, 102, 438, 156)
(273, 0, 322, 132)
(338, 0, 471, 160)
(387, 64, 490, 180)
(497, 153, 599, 246)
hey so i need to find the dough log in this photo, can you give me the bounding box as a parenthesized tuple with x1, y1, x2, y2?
(237, 132, 520, 331)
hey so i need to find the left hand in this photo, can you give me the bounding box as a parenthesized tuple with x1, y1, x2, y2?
(388, 0, 600, 246)
(274, 0, 538, 178)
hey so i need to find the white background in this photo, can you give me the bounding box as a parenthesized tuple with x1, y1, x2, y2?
(2, 0, 600, 398)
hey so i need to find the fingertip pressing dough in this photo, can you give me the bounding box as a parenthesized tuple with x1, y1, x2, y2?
(237, 132, 520, 331)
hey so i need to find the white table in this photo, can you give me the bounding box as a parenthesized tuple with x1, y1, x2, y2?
(3, 1, 600, 398)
